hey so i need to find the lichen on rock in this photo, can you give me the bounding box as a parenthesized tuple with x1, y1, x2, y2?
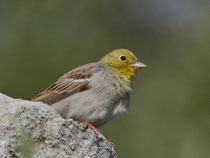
(0, 93, 117, 158)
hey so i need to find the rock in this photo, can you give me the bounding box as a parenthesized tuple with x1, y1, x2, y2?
(0, 93, 117, 158)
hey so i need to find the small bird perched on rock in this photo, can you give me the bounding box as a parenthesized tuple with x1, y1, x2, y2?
(32, 49, 146, 128)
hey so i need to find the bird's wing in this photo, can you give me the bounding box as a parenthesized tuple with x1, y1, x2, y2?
(32, 63, 100, 105)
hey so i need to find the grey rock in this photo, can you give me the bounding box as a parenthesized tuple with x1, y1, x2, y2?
(0, 93, 117, 158)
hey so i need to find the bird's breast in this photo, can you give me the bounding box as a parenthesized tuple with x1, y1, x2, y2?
(51, 68, 131, 127)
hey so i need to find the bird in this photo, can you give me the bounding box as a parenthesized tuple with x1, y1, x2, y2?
(32, 49, 146, 128)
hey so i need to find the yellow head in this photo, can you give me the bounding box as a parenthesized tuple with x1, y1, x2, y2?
(100, 49, 146, 82)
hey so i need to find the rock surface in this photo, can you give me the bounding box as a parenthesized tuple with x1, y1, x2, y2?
(0, 93, 117, 158)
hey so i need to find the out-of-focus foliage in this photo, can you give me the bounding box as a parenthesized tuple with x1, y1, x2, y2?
(0, 0, 209, 158)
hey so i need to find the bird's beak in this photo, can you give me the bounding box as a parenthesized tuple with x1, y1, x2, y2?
(132, 61, 147, 69)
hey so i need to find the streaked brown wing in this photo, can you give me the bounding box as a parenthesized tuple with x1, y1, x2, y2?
(32, 63, 100, 105)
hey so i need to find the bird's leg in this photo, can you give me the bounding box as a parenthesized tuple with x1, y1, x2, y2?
(78, 121, 100, 139)
(78, 121, 115, 151)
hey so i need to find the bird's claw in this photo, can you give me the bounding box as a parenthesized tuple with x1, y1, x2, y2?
(78, 121, 115, 151)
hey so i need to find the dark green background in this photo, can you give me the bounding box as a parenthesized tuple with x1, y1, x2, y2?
(0, 1, 209, 157)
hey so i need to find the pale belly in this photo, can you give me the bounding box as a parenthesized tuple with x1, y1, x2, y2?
(51, 87, 130, 127)
(51, 66, 131, 127)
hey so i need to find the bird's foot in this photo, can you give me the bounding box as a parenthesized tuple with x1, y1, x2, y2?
(106, 139, 115, 151)
(78, 121, 100, 139)
(78, 121, 115, 151)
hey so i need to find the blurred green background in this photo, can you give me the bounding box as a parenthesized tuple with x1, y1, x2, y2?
(0, 0, 209, 157)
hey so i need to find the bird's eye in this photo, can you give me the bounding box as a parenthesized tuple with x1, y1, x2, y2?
(120, 56, 126, 61)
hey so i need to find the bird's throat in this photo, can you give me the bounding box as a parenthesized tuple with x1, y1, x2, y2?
(108, 65, 137, 85)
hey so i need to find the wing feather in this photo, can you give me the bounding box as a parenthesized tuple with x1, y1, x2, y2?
(32, 63, 100, 105)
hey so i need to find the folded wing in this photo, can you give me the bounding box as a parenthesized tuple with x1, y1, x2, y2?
(32, 63, 100, 105)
